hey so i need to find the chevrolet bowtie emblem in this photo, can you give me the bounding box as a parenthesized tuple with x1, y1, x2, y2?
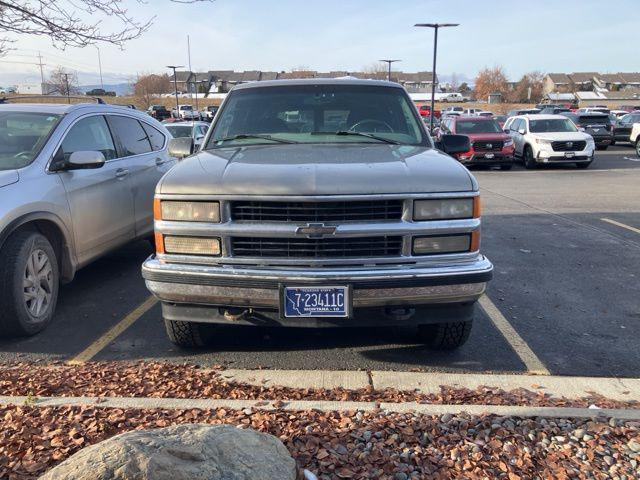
(296, 223, 337, 239)
(566, 142, 573, 148)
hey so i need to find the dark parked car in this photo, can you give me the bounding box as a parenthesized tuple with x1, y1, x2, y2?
(437, 116, 514, 169)
(148, 105, 171, 121)
(562, 112, 613, 150)
(540, 106, 571, 115)
(85, 88, 116, 96)
(507, 108, 540, 117)
(612, 112, 640, 144)
(493, 115, 508, 128)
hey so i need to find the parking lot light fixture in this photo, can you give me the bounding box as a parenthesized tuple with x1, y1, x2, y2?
(414, 23, 459, 133)
(167, 65, 184, 119)
(380, 59, 401, 82)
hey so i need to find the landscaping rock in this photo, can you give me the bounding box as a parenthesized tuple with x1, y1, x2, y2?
(39, 423, 297, 480)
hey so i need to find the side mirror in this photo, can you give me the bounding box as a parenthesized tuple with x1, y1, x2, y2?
(518, 128, 526, 135)
(66, 151, 105, 170)
(436, 134, 471, 155)
(503, 128, 510, 133)
(168, 137, 194, 159)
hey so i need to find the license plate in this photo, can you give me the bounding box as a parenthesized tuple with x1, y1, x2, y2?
(565, 152, 575, 158)
(484, 153, 495, 159)
(282, 286, 350, 318)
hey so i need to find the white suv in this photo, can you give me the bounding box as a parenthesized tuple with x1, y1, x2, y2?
(631, 123, 640, 156)
(504, 114, 595, 169)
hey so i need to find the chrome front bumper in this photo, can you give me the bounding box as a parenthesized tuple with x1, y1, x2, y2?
(142, 255, 493, 310)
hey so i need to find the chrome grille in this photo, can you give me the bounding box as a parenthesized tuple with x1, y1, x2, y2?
(232, 236, 403, 258)
(231, 200, 403, 222)
(551, 140, 586, 152)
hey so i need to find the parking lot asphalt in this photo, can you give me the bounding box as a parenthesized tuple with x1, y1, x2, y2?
(1, 146, 638, 377)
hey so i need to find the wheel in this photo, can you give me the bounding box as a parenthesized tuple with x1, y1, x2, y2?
(0, 231, 59, 336)
(523, 145, 537, 169)
(417, 320, 473, 350)
(596, 145, 607, 151)
(499, 164, 513, 171)
(575, 161, 592, 169)
(164, 319, 214, 347)
(636, 140, 640, 157)
(610, 139, 616, 146)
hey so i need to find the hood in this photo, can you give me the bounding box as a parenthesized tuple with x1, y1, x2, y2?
(530, 132, 591, 141)
(0, 170, 19, 189)
(466, 132, 511, 141)
(159, 144, 475, 196)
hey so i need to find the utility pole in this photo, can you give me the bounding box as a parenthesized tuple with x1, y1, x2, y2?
(379, 59, 401, 82)
(193, 73, 199, 112)
(62, 73, 71, 104)
(96, 47, 104, 90)
(167, 65, 184, 119)
(37, 52, 45, 94)
(414, 23, 459, 134)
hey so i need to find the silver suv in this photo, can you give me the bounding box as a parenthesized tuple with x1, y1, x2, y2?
(0, 103, 175, 336)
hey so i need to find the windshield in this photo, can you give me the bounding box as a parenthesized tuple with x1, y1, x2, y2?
(529, 118, 578, 133)
(166, 125, 193, 138)
(207, 84, 426, 148)
(0, 111, 61, 170)
(181, 106, 193, 111)
(456, 120, 502, 134)
(579, 116, 609, 125)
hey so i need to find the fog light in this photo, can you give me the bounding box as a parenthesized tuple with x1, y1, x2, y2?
(413, 235, 471, 255)
(164, 236, 221, 256)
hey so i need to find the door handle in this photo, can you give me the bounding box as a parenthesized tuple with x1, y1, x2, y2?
(155, 158, 167, 166)
(115, 168, 129, 178)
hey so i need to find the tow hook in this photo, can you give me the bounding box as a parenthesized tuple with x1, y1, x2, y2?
(221, 308, 251, 322)
(384, 306, 415, 321)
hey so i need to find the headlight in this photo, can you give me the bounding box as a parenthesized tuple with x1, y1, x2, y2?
(534, 138, 551, 144)
(504, 139, 514, 147)
(163, 236, 221, 256)
(413, 198, 476, 221)
(413, 234, 471, 255)
(160, 201, 220, 222)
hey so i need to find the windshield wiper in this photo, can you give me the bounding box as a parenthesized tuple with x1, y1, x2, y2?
(213, 134, 298, 145)
(311, 131, 400, 145)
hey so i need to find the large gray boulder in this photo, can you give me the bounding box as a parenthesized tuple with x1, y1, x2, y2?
(40, 423, 298, 480)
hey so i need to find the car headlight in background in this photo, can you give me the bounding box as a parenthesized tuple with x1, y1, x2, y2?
(159, 201, 220, 222)
(163, 236, 221, 256)
(534, 137, 552, 144)
(413, 198, 478, 221)
(413, 234, 473, 255)
(504, 139, 514, 147)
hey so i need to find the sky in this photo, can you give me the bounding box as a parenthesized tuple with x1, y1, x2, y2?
(0, 0, 638, 86)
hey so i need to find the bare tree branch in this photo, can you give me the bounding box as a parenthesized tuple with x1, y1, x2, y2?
(0, 0, 212, 56)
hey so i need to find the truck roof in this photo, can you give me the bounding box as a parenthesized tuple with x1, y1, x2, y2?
(232, 78, 404, 90)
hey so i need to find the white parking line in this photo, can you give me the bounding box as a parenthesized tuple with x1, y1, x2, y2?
(601, 218, 640, 235)
(479, 295, 550, 375)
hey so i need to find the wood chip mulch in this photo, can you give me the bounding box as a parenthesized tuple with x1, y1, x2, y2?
(1, 361, 638, 409)
(1, 404, 639, 480)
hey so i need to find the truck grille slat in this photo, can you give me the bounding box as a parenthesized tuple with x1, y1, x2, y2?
(232, 200, 403, 222)
(232, 237, 403, 258)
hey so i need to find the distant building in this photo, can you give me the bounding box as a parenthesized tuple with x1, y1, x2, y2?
(16, 83, 57, 95)
(544, 71, 640, 95)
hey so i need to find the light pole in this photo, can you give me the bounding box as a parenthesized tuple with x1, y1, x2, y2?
(379, 59, 401, 82)
(414, 23, 459, 133)
(96, 47, 104, 90)
(167, 65, 184, 119)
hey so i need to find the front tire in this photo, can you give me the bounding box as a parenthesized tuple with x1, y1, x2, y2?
(0, 231, 59, 336)
(523, 145, 537, 169)
(596, 145, 608, 151)
(418, 320, 473, 350)
(499, 164, 513, 171)
(636, 139, 640, 157)
(164, 319, 214, 348)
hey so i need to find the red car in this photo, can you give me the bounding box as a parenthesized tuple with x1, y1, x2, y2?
(437, 116, 514, 170)
(418, 104, 441, 119)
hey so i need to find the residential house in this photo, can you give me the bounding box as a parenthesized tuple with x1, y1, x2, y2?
(543, 73, 571, 94)
(567, 72, 598, 91)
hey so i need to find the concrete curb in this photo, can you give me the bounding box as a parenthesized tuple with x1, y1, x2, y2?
(218, 369, 640, 402)
(2, 395, 640, 420)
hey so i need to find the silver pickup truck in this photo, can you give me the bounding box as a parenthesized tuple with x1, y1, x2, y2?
(142, 79, 493, 349)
